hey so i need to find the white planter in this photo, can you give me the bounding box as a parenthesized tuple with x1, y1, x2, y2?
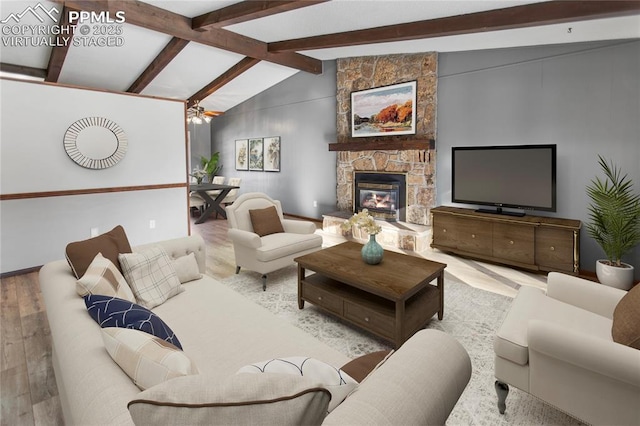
(596, 260, 635, 291)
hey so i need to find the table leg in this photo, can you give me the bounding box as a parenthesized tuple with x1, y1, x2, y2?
(195, 188, 231, 224)
(438, 272, 444, 320)
(298, 265, 305, 309)
(395, 300, 405, 349)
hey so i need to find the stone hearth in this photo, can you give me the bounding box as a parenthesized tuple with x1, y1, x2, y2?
(323, 212, 431, 253)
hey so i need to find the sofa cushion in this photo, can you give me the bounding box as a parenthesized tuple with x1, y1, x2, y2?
(76, 253, 135, 302)
(237, 357, 358, 412)
(84, 294, 183, 349)
(119, 246, 183, 309)
(612, 284, 640, 349)
(249, 206, 285, 237)
(65, 225, 132, 279)
(128, 372, 330, 426)
(172, 252, 202, 284)
(495, 286, 614, 365)
(256, 233, 323, 262)
(101, 328, 197, 390)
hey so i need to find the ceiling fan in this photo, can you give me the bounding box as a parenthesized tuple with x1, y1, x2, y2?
(187, 100, 223, 124)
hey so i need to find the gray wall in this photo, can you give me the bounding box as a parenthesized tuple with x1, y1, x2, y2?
(436, 40, 640, 277)
(210, 41, 640, 277)
(209, 61, 337, 218)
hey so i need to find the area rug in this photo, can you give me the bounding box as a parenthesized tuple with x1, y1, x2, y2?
(221, 266, 582, 425)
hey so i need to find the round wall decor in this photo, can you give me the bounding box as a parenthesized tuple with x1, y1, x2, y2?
(63, 117, 128, 169)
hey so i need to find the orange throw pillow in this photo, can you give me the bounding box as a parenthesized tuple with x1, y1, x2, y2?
(249, 206, 285, 237)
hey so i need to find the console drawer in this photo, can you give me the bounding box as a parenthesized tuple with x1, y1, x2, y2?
(302, 283, 343, 315)
(432, 215, 458, 248)
(456, 218, 492, 254)
(493, 223, 535, 264)
(344, 301, 394, 339)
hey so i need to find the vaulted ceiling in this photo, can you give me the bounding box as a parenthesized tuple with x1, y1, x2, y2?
(1, 0, 638, 113)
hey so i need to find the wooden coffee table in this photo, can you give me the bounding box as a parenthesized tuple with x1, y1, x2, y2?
(295, 242, 446, 348)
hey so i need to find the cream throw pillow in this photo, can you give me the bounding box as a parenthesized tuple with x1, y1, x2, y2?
(172, 252, 202, 283)
(76, 252, 135, 302)
(101, 327, 198, 390)
(128, 373, 330, 426)
(237, 357, 358, 412)
(119, 246, 183, 309)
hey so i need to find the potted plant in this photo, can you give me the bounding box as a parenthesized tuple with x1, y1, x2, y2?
(586, 155, 640, 290)
(200, 152, 222, 182)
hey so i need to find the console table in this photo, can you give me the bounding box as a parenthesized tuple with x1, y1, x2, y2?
(431, 206, 581, 274)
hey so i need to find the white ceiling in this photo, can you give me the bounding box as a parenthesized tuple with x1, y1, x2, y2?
(1, 0, 638, 113)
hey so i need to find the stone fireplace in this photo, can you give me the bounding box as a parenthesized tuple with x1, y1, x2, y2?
(354, 172, 406, 222)
(324, 52, 437, 252)
(334, 52, 438, 227)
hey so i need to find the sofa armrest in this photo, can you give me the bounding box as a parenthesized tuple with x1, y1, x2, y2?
(322, 330, 471, 425)
(528, 320, 640, 387)
(281, 219, 316, 234)
(228, 228, 262, 248)
(546, 272, 626, 319)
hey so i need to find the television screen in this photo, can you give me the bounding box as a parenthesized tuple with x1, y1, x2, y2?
(452, 144, 556, 213)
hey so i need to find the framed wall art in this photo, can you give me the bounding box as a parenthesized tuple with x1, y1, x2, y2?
(263, 136, 280, 172)
(351, 81, 417, 138)
(248, 138, 264, 171)
(235, 139, 248, 170)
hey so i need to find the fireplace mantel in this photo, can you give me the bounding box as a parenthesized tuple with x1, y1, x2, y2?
(329, 139, 435, 152)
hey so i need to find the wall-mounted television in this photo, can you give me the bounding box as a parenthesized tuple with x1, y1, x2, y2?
(452, 144, 556, 216)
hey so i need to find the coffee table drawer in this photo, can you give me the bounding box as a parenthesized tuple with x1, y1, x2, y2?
(344, 301, 394, 338)
(303, 284, 343, 315)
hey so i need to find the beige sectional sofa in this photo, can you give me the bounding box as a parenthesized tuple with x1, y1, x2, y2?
(40, 234, 471, 425)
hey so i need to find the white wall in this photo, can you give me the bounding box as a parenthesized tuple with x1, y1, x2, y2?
(0, 79, 189, 273)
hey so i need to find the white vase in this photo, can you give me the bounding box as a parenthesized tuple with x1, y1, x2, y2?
(596, 260, 635, 290)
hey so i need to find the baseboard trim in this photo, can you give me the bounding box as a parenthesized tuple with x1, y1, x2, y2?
(283, 213, 322, 223)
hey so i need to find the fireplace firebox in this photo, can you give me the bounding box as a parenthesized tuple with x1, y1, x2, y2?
(354, 172, 407, 222)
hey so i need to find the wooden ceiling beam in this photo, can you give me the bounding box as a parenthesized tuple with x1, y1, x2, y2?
(0, 63, 47, 79)
(187, 57, 260, 108)
(269, 1, 640, 52)
(58, 0, 322, 74)
(127, 37, 190, 93)
(45, 6, 74, 82)
(192, 1, 328, 31)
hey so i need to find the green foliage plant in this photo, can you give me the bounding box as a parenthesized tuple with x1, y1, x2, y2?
(200, 152, 222, 181)
(586, 155, 640, 267)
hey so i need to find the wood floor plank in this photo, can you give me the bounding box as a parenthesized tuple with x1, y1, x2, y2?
(15, 273, 46, 318)
(0, 364, 34, 426)
(31, 394, 63, 426)
(0, 276, 26, 372)
(21, 312, 56, 405)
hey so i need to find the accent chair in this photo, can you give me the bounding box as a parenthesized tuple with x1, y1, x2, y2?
(494, 272, 640, 425)
(226, 192, 322, 290)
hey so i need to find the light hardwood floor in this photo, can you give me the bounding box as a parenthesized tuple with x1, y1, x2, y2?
(0, 214, 547, 425)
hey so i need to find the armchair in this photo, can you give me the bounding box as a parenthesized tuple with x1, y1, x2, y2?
(494, 272, 640, 425)
(226, 192, 322, 290)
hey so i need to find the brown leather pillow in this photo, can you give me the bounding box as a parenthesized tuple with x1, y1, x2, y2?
(612, 284, 640, 350)
(249, 206, 285, 237)
(65, 225, 132, 279)
(340, 350, 392, 382)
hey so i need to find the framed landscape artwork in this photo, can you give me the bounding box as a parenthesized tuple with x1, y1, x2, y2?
(351, 81, 417, 138)
(263, 136, 281, 172)
(248, 138, 264, 171)
(235, 139, 248, 170)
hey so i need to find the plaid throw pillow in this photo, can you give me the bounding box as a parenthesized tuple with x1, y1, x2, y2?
(76, 252, 135, 302)
(119, 246, 183, 309)
(101, 328, 197, 390)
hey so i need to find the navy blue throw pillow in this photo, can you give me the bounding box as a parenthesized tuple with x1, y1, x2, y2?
(84, 295, 182, 350)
